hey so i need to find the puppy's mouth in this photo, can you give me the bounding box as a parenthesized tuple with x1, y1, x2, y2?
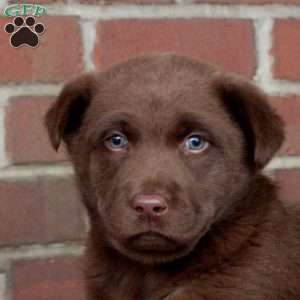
(127, 231, 183, 253)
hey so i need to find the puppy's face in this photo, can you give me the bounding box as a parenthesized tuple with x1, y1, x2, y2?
(45, 54, 284, 264)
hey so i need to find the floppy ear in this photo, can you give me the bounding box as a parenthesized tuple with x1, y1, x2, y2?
(216, 75, 284, 170)
(45, 73, 96, 151)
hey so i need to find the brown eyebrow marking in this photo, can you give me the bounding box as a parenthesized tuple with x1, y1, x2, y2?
(169, 112, 215, 140)
(86, 112, 140, 146)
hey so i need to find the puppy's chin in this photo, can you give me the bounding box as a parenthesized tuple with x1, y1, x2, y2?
(108, 232, 202, 265)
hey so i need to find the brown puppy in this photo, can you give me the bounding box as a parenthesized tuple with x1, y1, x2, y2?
(45, 54, 300, 300)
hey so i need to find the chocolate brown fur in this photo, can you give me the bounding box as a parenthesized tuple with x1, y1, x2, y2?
(45, 54, 300, 300)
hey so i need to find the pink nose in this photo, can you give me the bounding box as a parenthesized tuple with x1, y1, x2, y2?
(133, 194, 168, 217)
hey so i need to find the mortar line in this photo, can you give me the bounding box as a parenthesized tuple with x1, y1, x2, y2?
(45, 4, 300, 20)
(0, 84, 62, 104)
(0, 273, 7, 300)
(267, 157, 300, 170)
(79, 18, 97, 72)
(253, 18, 274, 88)
(0, 0, 8, 9)
(0, 163, 74, 181)
(1, 81, 300, 98)
(0, 100, 9, 168)
(0, 242, 84, 263)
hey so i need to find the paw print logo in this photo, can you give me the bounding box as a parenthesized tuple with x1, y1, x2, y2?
(4, 16, 45, 48)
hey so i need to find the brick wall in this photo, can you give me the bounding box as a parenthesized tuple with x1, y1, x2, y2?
(1, 1, 300, 299)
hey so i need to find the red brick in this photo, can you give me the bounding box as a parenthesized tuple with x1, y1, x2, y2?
(94, 19, 255, 77)
(0, 177, 86, 246)
(78, 0, 300, 3)
(5, 96, 67, 164)
(105, 0, 173, 3)
(273, 20, 300, 81)
(0, 16, 83, 83)
(192, 0, 300, 3)
(12, 257, 86, 300)
(269, 96, 300, 156)
(82, 0, 173, 3)
(275, 169, 300, 207)
(8, 0, 66, 3)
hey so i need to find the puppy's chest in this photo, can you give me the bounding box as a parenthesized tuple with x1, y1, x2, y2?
(106, 269, 169, 300)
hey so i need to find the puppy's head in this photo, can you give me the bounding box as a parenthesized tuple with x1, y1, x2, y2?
(45, 54, 284, 264)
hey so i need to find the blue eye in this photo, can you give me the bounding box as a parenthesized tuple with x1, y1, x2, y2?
(105, 133, 128, 150)
(184, 134, 208, 153)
